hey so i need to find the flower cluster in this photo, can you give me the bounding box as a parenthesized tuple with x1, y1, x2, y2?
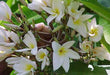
(0, 0, 109, 75)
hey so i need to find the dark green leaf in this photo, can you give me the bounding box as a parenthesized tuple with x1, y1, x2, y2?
(80, 0, 110, 22)
(55, 61, 107, 75)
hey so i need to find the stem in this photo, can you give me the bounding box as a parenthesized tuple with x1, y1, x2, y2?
(20, 0, 27, 6)
(18, 4, 29, 32)
(12, 14, 21, 23)
(40, 37, 51, 44)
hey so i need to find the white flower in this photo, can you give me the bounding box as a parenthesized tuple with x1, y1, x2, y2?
(28, 0, 51, 12)
(68, 1, 84, 18)
(93, 47, 110, 61)
(0, 46, 14, 62)
(80, 40, 92, 53)
(52, 41, 80, 72)
(36, 48, 49, 70)
(0, 28, 19, 47)
(67, 14, 93, 37)
(42, 0, 65, 25)
(16, 31, 37, 55)
(88, 18, 103, 42)
(0, 1, 12, 21)
(6, 57, 37, 75)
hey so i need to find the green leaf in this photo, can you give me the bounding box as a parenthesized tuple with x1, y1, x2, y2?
(55, 61, 107, 75)
(0, 0, 7, 2)
(80, 0, 110, 22)
(98, 0, 110, 7)
(7, 0, 13, 7)
(52, 25, 63, 33)
(19, 6, 45, 24)
(100, 36, 110, 53)
(99, 18, 110, 49)
(10, 70, 16, 75)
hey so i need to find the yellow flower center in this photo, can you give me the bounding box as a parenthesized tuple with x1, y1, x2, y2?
(29, 43, 35, 49)
(58, 47, 67, 56)
(89, 28, 98, 37)
(74, 19, 81, 25)
(53, 8, 60, 15)
(71, 9, 76, 13)
(6, 13, 10, 19)
(39, 52, 46, 59)
(25, 64, 33, 71)
(42, 1, 47, 6)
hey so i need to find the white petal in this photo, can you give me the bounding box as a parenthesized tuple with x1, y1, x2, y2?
(52, 41, 61, 52)
(62, 41, 75, 48)
(67, 49, 80, 59)
(55, 12, 64, 23)
(16, 72, 29, 75)
(42, 7, 53, 14)
(31, 46, 37, 55)
(62, 57, 70, 72)
(53, 53, 64, 71)
(6, 57, 23, 64)
(41, 58, 46, 70)
(46, 15, 57, 25)
(77, 24, 88, 37)
(81, 14, 93, 21)
(15, 48, 30, 52)
(13, 63, 27, 73)
(23, 31, 37, 48)
(67, 17, 74, 29)
(28, 2, 43, 11)
(9, 31, 20, 44)
(0, 42, 15, 47)
(0, 1, 12, 21)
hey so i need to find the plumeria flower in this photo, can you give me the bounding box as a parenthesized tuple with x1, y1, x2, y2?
(28, 0, 52, 12)
(68, 1, 85, 18)
(80, 40, 92, 53)
(93, 47, 110, 61)
(0, 28, 19, 47)
(6, 57, 37, 75)
(0, 46, 14, 62)
(0, 1, 12, 21)
(16, 31, 37, 55)
(52, 41, 80, 72)
(42, 0, 65, 25)
(36, 48, 49, 70)
(67, 14, 93, 37)
(88, 18, 103, 42)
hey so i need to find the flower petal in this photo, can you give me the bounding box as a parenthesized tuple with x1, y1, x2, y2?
(15, 48, 30, 52)
(81, 14, 93, 21)
(52, 41, 61, 52)
(46, 15, 57, 25)
(41, 58, 46, 70)
(6, 57, 23, 64)
(31, 46, 37, 55)
(67, 49, 80, 59)
(0, 42, 15, 47)
(53, 53, 64, 71)
(67, 17, 74, 29)
(42, 7, 53, 14)
(62, 41, 75, 48)
(62, 57, 70, 72)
